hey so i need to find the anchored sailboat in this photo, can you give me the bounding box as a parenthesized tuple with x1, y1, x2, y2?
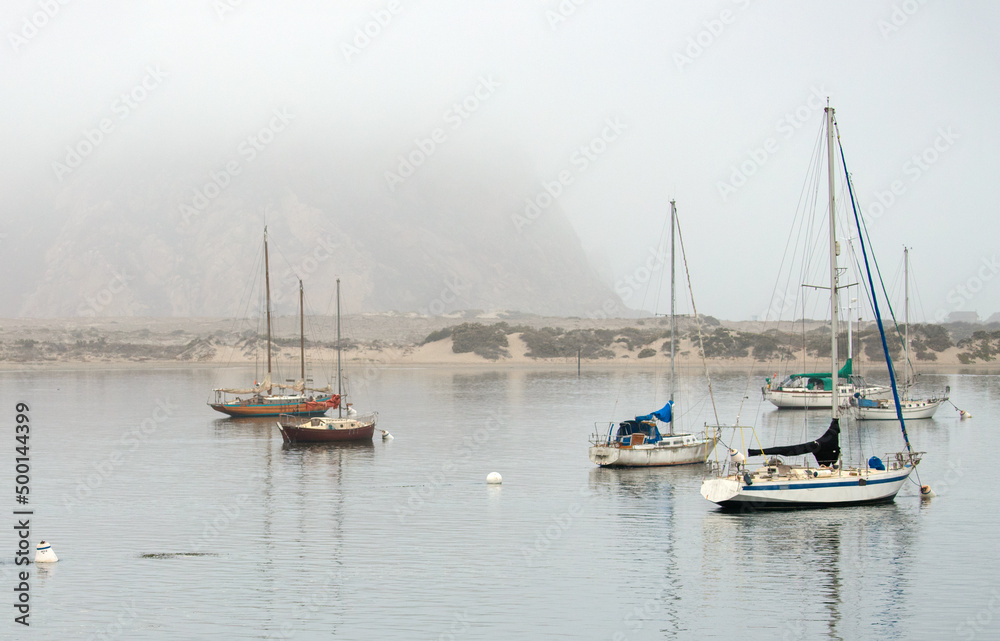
(852, 247, 948, 420)
(589, 201, 719, 467)
(702, 104, 923, 509)
(277, 278, 377, 443)
(209, 228, 338, 418)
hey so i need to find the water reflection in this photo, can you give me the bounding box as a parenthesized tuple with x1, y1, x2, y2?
(701, 504, 916, 639)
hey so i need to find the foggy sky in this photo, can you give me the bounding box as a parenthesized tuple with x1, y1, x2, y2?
(2, 1, 997, 322)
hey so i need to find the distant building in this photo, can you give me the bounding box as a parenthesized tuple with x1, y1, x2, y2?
(986, 312, 1000, 324)
(947, 311, 980, 324)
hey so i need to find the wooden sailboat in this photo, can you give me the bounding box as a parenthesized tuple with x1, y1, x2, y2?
(588, 200, 719, 467)
(851, 247, 948, 419)
(277, 278, 377, 443)
(209, 228, 338, 418)
(702, 105, 922, 509)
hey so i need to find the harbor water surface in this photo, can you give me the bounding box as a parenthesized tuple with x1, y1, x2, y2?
(3, 366, 996, 639)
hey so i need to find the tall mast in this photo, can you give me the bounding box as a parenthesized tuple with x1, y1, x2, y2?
(299, 279, 305, 383)
(669, 199, 677, 435)
(264, 227, 273, 390)
(337, 278, 342, 419)
(904, 246, 910, 396)
(826, 105, 839, 419)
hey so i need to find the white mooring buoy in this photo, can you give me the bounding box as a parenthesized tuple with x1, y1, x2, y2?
(486, 472, 502, 485)
(381, 430, 393, 440)
(920, 485, 935, 500)
(35, 541, 58, 563)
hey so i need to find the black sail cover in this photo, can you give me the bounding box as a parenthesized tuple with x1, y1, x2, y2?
(748, 419, 841, 466)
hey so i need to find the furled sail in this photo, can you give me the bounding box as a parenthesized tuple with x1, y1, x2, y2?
(748, 419, 841, 466)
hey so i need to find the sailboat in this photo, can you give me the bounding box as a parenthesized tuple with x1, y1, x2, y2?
(209, 228, 338, 418)
(589, 201, 719, 467)
(702, 104, 922, 509)
(277, 278, 377, 443)
(852, 247, 949, 420)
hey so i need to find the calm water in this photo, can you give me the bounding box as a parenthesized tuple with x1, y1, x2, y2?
(1, 365, 997, 640)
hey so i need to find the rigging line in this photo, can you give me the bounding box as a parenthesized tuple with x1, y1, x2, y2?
(673, 211, 720, 428)
(838, 130, 919, 485)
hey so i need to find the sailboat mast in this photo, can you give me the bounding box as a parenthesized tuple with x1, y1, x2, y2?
(337, 278, 343, 419)
(904, 246, 910, 394)
(826, 105, 840, 418)
(669, 200, 677, 436)
(299, 279, 305, 383)
(264, 227, 273, 388)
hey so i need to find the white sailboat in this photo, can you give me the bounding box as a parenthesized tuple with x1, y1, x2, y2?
(589, 201, 719, 467)
(852, 247, 948, 420)
(702, 105, 922, 509)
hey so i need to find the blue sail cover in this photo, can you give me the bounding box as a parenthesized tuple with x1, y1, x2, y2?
(636, 401, 672, 423)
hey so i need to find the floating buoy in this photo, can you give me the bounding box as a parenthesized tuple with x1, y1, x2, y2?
(960, 410, 972, 419)
(35, 541, 58, 563)
(920, 485, 935, 499)
(381, 430, 393, 440)
(486, 472, 502, 485)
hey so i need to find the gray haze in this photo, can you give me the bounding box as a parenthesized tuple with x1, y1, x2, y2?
(1, 1, 997, 321)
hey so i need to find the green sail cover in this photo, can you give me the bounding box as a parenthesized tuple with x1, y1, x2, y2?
(787, 358, 852, 381)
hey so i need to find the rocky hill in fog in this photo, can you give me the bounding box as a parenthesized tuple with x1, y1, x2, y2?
(7, 140, 621, 319)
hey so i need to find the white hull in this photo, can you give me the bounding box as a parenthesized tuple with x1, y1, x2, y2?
(701, 461, 916, 510)
(589, 434, 717, 467)
(765, 384, 889, 409)
(853, 398, 944, 420)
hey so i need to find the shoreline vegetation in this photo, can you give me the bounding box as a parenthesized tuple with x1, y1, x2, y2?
(1, 314, 999, 375)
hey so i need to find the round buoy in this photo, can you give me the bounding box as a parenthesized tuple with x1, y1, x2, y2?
(486, 472, 502, 485)
(920, 485, 935, 499)
(960, 410, 972, 419)
(381, 430, 393, 440)
(35, 541, 58, 563)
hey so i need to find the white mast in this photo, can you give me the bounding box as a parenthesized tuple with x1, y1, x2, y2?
(904, 246, 910, 397)
(826, 105, 840, 419)
(669, 199, 676, 435)
(337, 278, 343, 419)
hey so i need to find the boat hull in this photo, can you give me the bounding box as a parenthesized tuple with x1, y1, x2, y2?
(589, 435, 717, 467)
(852, 398, 944, 420)
(277, 414, 377, 444)
(764, 385, 889, 409)
(210, 397, 335, 418)
(701, 465, 914, 510)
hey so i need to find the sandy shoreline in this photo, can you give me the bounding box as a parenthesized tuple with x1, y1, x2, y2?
(1, 315, 997, 375)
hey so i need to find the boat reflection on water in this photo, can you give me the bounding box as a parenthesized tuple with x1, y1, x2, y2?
(700, 504, 916, 638)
